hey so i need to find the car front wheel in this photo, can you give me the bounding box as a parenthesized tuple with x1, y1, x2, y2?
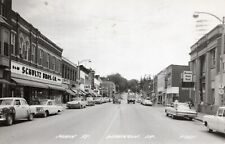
(6, 115, 13, 126)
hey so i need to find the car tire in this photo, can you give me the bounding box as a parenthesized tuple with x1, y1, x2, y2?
(166, 113, 169, 116)
(172, 115, 176, 119)
(207, 126, 213, 133)
(28, 113, 34, 121)
(43, 111, 48, 118)
(6, 115, 13, 126)
(189, 117, 193, 121)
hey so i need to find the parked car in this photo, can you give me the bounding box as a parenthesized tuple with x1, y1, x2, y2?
(94, 97, 103, 104)
(0, 97, 35, 126)
(86, 97, 95, 106)
(30, 99, 64, 117)
(67, 97, 87, 109)
(165, 102, 197, 120)
(141, 98, 153, 106)
(203, 106, 225, 133)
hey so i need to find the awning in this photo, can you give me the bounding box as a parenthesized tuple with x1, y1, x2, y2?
(65, 89, 76, 96)
(12, 78, 48, 89)
(0, 79, 15, 85)
(48, 85, 65, 91)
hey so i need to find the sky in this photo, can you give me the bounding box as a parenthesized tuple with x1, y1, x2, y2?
(12, 0, 225, 80)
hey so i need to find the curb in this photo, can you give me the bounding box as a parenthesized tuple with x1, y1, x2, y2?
(194, 117, 203, 122)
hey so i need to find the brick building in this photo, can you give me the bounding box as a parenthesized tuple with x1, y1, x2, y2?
(156, 65, 190, 105)
(0, 0, 65, 104)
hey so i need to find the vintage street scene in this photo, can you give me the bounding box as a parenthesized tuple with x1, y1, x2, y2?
(0, 0, 225, 144)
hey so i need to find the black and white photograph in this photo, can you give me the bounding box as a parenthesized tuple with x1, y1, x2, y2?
(0, 0, 225, 144)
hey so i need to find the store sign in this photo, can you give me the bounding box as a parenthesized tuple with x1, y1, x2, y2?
(182, 71, 193, 82)
(11, 61, 62, 85)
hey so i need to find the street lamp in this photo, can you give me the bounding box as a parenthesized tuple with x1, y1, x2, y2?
(193, 11, 225, 105)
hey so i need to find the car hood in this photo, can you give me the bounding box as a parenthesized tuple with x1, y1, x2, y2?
(0, 105, 13, 109)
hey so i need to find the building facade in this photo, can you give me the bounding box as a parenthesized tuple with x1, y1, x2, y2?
(61, 57, 77, 103)
(190, 25, 225, 114)
(0, 0, 13, 97)
(156, 65, 190, 105)
(0, 0, 65, 104)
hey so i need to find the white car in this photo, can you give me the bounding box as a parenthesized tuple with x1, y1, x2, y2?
(165, 102, 197, 120)
(67, 97, 87, 109)
(142, 98, 153, 106)
(203, 107, 225, 133)
(30, 99, 64, 117)
(0, 97, 35, 125)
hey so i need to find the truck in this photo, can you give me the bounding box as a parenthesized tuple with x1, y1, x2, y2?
(113, 93, 121, 104)
(203, 106, 225, 133)
(127, 93, 136, 104)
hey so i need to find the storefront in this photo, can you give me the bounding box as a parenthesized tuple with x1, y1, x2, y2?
(10, 61, 64, 104)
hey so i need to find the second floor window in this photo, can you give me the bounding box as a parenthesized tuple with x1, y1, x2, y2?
(11, 33, 16, 55)
(39, 49, 44, 66)
(46, 53, 50, 68)
(52, 56, 56, 71)
(31, 44, 36, 63)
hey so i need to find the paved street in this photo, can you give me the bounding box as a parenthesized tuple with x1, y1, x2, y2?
(0, 101, 225, 144)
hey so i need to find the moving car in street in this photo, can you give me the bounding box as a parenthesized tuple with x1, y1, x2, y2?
(66, 97, 87, 109)
(86, 97, 95, 106)
(203, 106, 225, 133)
(30, 99, 64, 117)
(127, 94, 136, 104)
(165, 102, 197, 120)
(0, 97, 35, 126)
(141, 98, 153, 106)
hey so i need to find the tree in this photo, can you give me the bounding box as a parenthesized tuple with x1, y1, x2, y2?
(106, 73, 128, 92)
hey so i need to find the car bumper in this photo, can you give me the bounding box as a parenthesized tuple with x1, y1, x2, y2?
(0, 114, 6, 121)
(175, 113, 197, 118)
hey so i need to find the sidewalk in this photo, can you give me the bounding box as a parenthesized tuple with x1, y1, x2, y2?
(194, 112, 206, 122)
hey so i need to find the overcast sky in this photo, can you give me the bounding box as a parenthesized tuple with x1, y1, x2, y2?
(12, 0, 225, 80)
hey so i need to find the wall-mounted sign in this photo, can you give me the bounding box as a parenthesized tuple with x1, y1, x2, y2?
(11, 61, 62, 85)
(182, 71, 193, 82)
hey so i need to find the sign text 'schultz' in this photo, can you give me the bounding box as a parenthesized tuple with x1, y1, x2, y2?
(22, 67, 57, 81)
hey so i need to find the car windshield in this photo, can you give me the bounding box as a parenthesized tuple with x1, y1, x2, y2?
(38, 100, 48, 105)
(177, 103, 190, 110)
(0, 99, 13, 105)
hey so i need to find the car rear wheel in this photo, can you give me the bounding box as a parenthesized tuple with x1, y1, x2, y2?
(28, 113, 34, 121)
(6, 115, 13, 126)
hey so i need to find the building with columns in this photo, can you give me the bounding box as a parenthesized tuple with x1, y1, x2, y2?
(190, 25, 225, 114)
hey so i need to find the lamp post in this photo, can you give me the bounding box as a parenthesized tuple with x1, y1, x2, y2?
(193, 11, 225, 105)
